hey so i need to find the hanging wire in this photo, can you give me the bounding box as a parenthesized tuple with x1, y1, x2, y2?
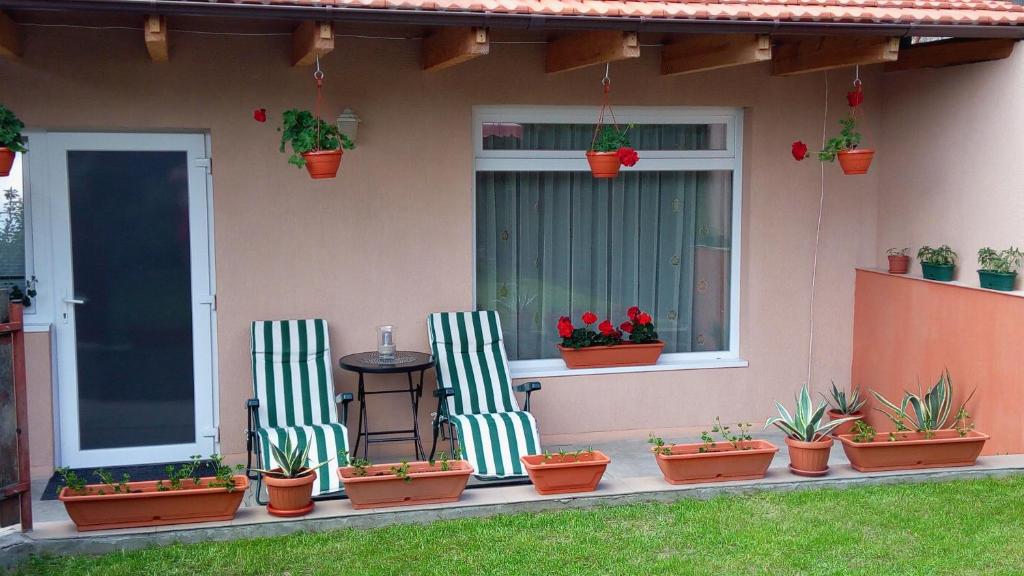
(806, 71, 829, 387)
(313, 54, 324, 151)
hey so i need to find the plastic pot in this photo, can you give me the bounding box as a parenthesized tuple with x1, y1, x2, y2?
(827, 410, 863, 437)
(0, 148, 13, 177)
(978, 270, 1016, 291)
(887, 255, 910, 274)
(339, 460, 472, 509)
(521, 450, 610, 495)
(837, 149, 874, 175)
(302, 150, 344, 179)
(838, 430, 988, 472)
(586, 151, 621, 179)
(557, 341, 664, 369)
(785, 436, 833, 476)
(921, 263, 955, 282)
(264, 468, 316, 517)
(653, 440, 778, 485)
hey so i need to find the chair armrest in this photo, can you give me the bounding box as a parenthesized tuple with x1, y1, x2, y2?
(514, 381, 542, 394)
(246, 398, 260, 409)
(335, 392, 354, 426)
(433, 386, 455, 398)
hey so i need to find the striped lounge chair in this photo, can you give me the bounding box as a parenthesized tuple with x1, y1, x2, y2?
(246, 319, 353, 500)
(427, 311, 543, 479)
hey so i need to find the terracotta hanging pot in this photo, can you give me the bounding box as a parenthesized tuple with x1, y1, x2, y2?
(263, 468, 316, 517)
(837, 149, 875, 175)
(521, 450, 610, 495)
(0, 148, 14, 177)
(586, 151, 621, 179)
(887, 255, 910, 275)
(302, 149, 343, 179)
(785, 436, 833, 477)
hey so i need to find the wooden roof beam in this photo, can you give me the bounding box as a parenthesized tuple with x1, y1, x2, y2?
(772, 36, 899, 76)
(546, 30, 640, 74)
(423, 27, 489, 72)
(144, 15, 168, 62)
(0, 11, 21, 60)
(292, 21, 334, 67)
(886, 38, 1016, 72)
(661, 34, 770, 76)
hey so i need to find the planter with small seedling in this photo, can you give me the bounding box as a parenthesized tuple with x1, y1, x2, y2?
(338, 450, 472, 509)
(824, 381, 866, 437)
(648, 418, 778, 485)
(918, 245, 957, 282)
(977, 246, 1022, 291)
(886, 248, 911, 274)
(520, 447, 610, 495)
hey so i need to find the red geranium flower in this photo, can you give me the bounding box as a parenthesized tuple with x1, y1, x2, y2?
(557, 318, 574, 338)
(791, 141, 809, 161)
(617, 147, 639, 167)
(582, 311, 598, 325)
(253, 108, 267, 123)
(847, 89, 864, 108)
(627, 306, 640, 321)
(619, 321, 634, 334)
(638, 312, 652, 325)
(599, 320, 616, 336)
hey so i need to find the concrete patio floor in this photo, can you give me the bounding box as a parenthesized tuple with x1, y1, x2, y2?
(6, 429, 1024, 567)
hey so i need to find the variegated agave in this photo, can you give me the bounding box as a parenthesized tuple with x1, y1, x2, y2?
(252, 437, 331, 479)
(766, 384, 859, 442)
(872, 369, 973, 432)
(825, 381, 867, 415)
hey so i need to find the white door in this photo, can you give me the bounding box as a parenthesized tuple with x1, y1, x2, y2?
(47, 133, 216, 468)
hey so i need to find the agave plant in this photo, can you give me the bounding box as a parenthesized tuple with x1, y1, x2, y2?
(871, 369, 974, 433)
(766, 384, 859, 442)
(252, 437, 331, 479)
(824, 381, 866, 415)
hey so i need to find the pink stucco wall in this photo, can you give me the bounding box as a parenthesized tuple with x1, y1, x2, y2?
(3, 24, 882, 474)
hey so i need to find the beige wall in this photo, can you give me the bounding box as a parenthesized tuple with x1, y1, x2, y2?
(879, 49, 1024, 283)
(5, 26, 881, 473)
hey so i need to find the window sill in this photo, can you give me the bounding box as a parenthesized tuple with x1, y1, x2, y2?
(510, 357, 749, 379)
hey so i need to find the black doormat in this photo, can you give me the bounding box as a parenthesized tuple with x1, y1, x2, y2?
(40, 460, 226, 501)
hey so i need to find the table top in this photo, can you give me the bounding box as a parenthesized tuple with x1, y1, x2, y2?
(338, 351, 434, 373)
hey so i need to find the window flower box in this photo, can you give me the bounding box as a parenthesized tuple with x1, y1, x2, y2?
(557, 341, 664, 369)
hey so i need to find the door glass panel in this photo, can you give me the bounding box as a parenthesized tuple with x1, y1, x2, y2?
(68, 151, 195, 450)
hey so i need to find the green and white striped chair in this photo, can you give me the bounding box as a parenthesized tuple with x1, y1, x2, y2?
(427, 311, 543, 479)
(246, 319, 353, 499)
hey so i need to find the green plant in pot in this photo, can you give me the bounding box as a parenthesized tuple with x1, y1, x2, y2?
(252, 437, 333, 517)
(977, 246, 1022, 291)
(586, 125, 638, 179)
(917, 245, 957, 282)
(0, 103, 27, 178)
(766, 384, 858, 476)
(823, 381, 867, 437)
(792, 117, 874, 175)
(279, 108, 355, 180)
(871, 370, 975, 438)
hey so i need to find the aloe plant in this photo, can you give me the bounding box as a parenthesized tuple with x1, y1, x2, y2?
(766, 384, 859, 442)
(871, 369, 974, 433)
(252, 437, 332, 479)
(824, 381, 866, 415)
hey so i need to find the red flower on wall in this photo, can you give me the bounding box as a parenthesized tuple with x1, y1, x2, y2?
(791, 140, 809, 161)
(582, 311, 598, 325)
(253, 108, 267, 123)
(617, 146, 639, 167)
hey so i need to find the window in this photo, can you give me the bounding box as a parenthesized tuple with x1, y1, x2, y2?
(0, 154, 29, 305)
(473, 107, 743, 375)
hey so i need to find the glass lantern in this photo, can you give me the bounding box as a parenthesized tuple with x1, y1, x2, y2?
(377, 325, 396, 362)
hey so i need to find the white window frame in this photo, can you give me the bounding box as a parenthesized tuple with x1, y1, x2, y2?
(472, 106, 746, 378)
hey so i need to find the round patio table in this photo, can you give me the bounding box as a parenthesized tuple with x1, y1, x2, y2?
(339, 351, 434, 461)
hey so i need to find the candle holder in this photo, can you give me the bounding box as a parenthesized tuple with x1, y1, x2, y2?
(377, 325, 396, 363)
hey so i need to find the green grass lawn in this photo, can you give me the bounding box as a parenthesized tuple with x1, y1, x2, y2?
(16, 476, 1024, 576)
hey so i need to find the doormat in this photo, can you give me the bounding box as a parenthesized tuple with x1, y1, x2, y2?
(40, 460, 226, 501)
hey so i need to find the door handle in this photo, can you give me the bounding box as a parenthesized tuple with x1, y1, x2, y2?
(63, 297, 85, 305)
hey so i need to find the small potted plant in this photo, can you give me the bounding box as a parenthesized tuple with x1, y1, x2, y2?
(252, 437, 331, 517)
(279, 108, 355, 179)
(792, 117, 874, 175)
(556, 306, 663, 369)
(977, 246, 1022, 291)
(0, 104, 27, 178)
(338, 450, 473, 510)
(766, 384, 858, 477)
(648, 418, 778, 485)
(886, 248, 911, 274)
(824, 381, 866, 437)
(917, 245, 958, 281)
(520, 447, 610, 495)
(838, 370, 988, 472)
(57, 455, 247, 531)
(586, 125, 638, 179)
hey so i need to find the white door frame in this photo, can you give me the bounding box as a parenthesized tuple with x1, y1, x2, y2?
(39, 132, 217, 468)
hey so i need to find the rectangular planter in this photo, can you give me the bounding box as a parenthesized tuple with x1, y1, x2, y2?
(921, 263, 955, 282)
(339, 460, 473, 509)
(58, 475, 249, 532)
(557, 341, 665, 369)
(978, 270, 1016, 291)
(654, 440, 778, 485)
(520, 450, 610, 495)
(838, 429, 989, 472)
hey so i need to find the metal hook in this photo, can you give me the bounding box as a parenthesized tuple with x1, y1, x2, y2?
(602, 62, 610, 86)
(853, 65, 861, 86)
(313, 54, 324, 81)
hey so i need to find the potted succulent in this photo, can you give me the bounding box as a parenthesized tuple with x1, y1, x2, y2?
(648, 418, 778, 485)
(338, 450, 473, 510)
(520, 447, 610, 495)
(917, 245, 957, 281)
(586, 125, 639, 179)
(57, 455, 247, 531)
(0, 104, 27, 178)
(977, 246, 1022, 291)
(838, 370, 988, 472)
(278, 108, 355, 179)
(886, 248, 911, 274)
(556, 306, 663, 369)
(766, 384, 858, 477)
(824, 381, 866, 437)
(792, 117, 874, 175)
(252, 437, 331, 517)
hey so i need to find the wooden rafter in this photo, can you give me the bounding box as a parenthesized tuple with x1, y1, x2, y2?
(0, 11, 21, 60)
(661, 34, 771, 76)
(422, 27, 490, 72)
(772, 36, 899, 76)
(546, 30, 640, 74)
(292, 21, 334, 67)
(886, 38, 1016, 72)
(144, 15, 168, 62)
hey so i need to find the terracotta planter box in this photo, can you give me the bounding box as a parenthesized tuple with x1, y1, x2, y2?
(557, 341, 664, 369)
(838, 429, 989, 472)
(521, 450, 610, 495)
(339, 460, 472, 509)
(827, 409, 863, 437)
(785, 437, 833, 477)
(58, 475, 248, 532)
(653, 440, 778, 485)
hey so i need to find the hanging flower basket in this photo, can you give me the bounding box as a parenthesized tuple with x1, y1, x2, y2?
(586, 151, 621, 179)
(586, 75, 638, 179)
(301, 150, 344, 180)
(792, 79, 874, 176)
(0, 104, 27, 178)
(278, 109, 354, 180)
(837, 149, 875, 175)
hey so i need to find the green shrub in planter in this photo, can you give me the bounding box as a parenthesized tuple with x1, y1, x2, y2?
(977, 246, 1022, 291)
(917, 245, 957, 282)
